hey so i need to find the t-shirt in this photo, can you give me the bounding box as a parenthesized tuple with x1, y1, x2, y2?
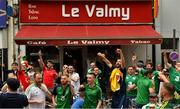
(169, 67, 180, 93)
(135, 76, 153, 105)
(83, 84, 102, 108)
(71, 97, 84, 109)
(70, 72, 80, 95)
(43, 66, 57, 89)
(52, 84, 72, 108)
(125, 74, 137, 96)
(25, 83, 47, 108)
(17, 70, 30, 90)
(0, 92, 28, 108)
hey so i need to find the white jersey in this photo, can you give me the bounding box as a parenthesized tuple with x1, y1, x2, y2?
(25, 83, 47, 109)
(70, 72, 80, 95)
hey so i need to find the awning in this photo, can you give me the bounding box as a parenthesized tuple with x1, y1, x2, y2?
(15, 25, 163, 46)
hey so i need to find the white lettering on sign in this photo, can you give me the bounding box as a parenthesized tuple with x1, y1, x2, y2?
(62, 4, 130, 20)
(131, 40, 151, 44)
(28, 4, 39, 20)
(67, 40, 110, 45)
(85, 4, 129, 19)
(27, 41, 47, 45)
(81, 40, 110, 45)
(67, 40, 79, 45)
(62, 5, 79, 17)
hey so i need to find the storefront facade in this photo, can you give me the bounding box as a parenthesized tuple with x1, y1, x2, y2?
(15, 0, 162, 80)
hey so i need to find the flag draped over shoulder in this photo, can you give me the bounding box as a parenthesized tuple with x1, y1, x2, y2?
(110, 68, 123, 92)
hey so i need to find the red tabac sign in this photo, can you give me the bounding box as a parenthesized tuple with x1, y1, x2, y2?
(20, 1, 153, 24)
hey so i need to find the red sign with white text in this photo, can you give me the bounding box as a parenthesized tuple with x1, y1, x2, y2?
(20, 1, 153, 24)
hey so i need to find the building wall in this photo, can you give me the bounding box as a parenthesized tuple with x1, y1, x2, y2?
(122, 45, 152, 66)
(155, 0, 180, 63)
(0, 29, 8, 49)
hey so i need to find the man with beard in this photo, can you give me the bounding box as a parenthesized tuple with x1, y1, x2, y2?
(98, 48, 126, 108)
(52, 74, 75, 108)
(38, 50, 57, 91)
(82, 73, 102, 108)
(25, 73, 51, 109)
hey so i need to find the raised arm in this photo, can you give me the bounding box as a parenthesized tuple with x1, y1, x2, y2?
(17, 52, 23, 71)
(163, 51, 171, 69)
(132, 54, 138, 69)
(38, 50, 45, 69)
(97, 52, 112, 68)
(116, 49, 126, 68)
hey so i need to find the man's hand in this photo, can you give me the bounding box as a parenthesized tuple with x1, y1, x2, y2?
(36, 100, 45, 104)
(80, 84, 84, 89)
(52, 102, 57, 107)
(38, 50, 42, 56)
(116, 48, 122, 54)
(17, 51, 23, 59)
(132, 55, 137, 61)
(97, 52, 105, 58)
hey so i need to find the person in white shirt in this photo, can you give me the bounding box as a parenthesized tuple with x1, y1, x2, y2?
(25, 72, 51, 109)
(68, 65, 80, 97)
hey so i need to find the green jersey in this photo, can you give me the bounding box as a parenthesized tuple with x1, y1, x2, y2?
(135, 76, 153, 105)
(153, 71, 160, 94)
(169, 67, 180, 93)
(52, 85, 71, 109)
(125, 74, 137, 96)
(83, 84, 102, 108)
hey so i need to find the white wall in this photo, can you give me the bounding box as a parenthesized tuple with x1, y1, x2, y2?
(155, 0, 180, 61)
(122, 45, 152, 66)
(159, 0, 180, 38)
(0, 29, 8, 49)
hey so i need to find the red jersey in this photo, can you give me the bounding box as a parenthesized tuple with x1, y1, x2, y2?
(43, 66, 57, 89)
(17, 70, 30, 90)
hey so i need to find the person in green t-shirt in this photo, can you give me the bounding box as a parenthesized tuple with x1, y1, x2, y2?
(52, 74, 75, 109)
(153, 64, 162, 94)
(160, 83, 179, 109)
(82, 73, 102, 109)
(135, 70, 155, 108)
(125, 66, 137, 108)
(87, 62, 102, 74)
(163, 51, 180, 94)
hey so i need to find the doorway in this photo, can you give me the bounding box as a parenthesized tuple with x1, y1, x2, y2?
(63, 47, 83, 82)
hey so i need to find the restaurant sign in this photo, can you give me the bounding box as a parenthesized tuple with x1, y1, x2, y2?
(15, 39, 162, 46)
(20, 1, 153, 24)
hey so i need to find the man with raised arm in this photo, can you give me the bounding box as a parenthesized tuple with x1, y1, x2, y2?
(38, 50, 57, 92)
(97, 48, 126, 108)
(163, 51, 180, 94)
